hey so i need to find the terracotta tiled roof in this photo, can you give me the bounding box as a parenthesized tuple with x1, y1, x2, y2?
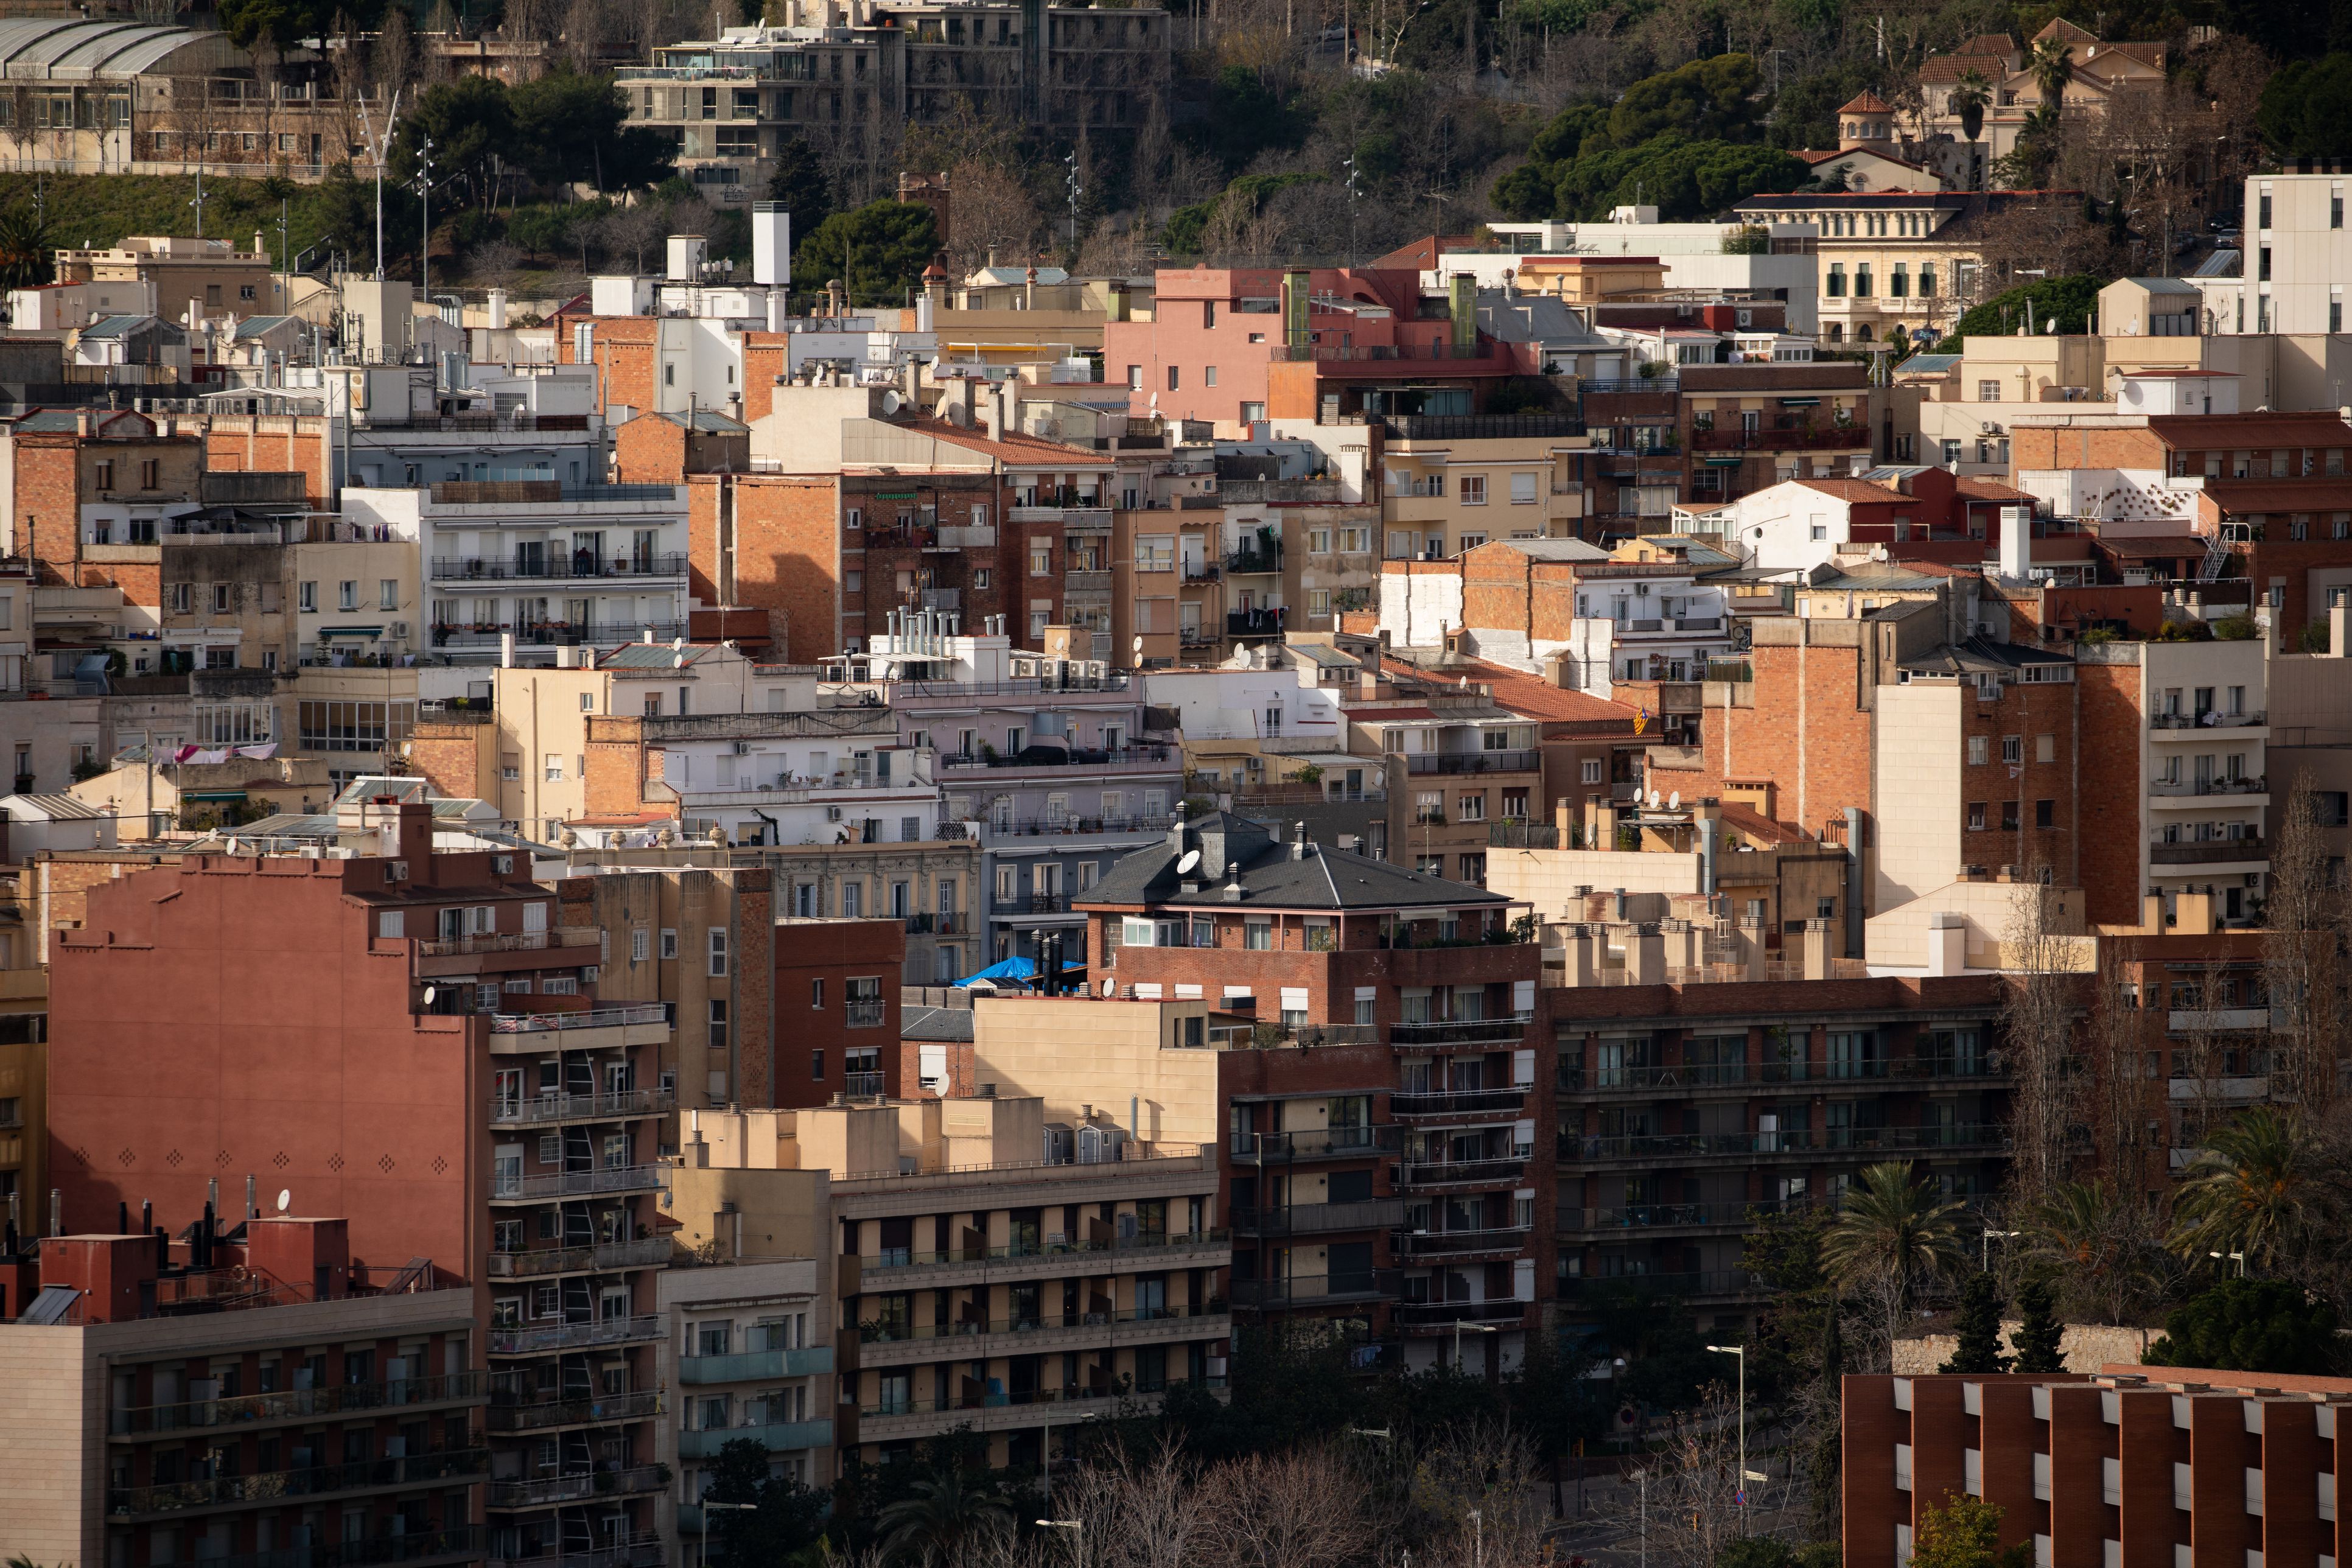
(1838, 89, 1893, 114)
(2146, 412, 2352, 448)
(1794, 477, 1907, 503)
(1955, 477, 2032, 501)
(890, 415, 1102, 466)
(2200, 481, 2352, 512)
(1432, 657, 1643, 726)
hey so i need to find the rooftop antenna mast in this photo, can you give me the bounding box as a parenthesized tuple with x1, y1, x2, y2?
(413, 133, 437, 305)
(356, 88, 402, 281)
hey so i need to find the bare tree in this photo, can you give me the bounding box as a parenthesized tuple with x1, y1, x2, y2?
(2001, 867, 2084, 1203)
(1055, 1437, 1202, 1568)
(943, 158, 1044, 276)
(1409, 1420, 1552, 1568)
(469, 238, 523, 289)
(1194, 1446, 1375, 1568)
(1597, 1387, 1789, 1568)
(2265, 774, 2349, 1117)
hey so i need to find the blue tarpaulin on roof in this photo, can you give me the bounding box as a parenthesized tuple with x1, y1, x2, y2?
(954, 956, 1088, 989)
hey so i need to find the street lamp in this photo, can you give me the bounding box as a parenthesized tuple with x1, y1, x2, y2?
(1706, 1344, 1766, 1533)
(699, 1499, 757, 1568)
(1037, 1519, 1083, 1566)
(2208, 1250, 2247, 1277)
(1982, 1228, 2020, 1272)
(1452, 1318, 1498, 1374)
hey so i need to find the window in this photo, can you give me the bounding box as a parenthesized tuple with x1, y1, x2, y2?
(1244, 920, 1272, 951)
(846, 976, 882, 1026)
(1309, 528, 1331, 554)
(170, 583, 191, 614)
(1827, 264, 1846, 298)
(1167, 365, 1180, 391)
(1919, 263, 1936, 296)
(2000, 800, 2020, 831)
(708, 999, 728, 1050)
(1308, 589, 1331, 618)
(1127, 365, 1142, 390)
(1029, 542, 1052, 576)
(1978, 380, 2001, 403)
(1510, 472, 1538, 504)
(298, 581, 317, 613)
(2036, 733, 2056, 763)
(811, 978, 824, 1009)
(1458, 475, 1486, 505)
(1581, 759, 1603, 785)
(1204, 365, 1217, 387)
(2035, 799, 2054, 829)
(338, 581, 358, 612)
(631, 928, 649, 962)
(660, 929, 677, 960)
(543, 754, 564, 781)
(2001, 735, 2022, 765)
(811, 1049, 825, 1081)
(1967, 802, 1986, 831)
(708, 928, 728, 976)
(1967, 735, 1988, 766)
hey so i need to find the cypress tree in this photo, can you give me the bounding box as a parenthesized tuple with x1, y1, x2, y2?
(2011, 1277, 2066, 1373)
(1942, 1272, 2013, 1374)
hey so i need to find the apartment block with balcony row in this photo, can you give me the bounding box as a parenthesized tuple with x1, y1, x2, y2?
(1078, 811, 1547, 1373)
(0, 1222, 485, 1568)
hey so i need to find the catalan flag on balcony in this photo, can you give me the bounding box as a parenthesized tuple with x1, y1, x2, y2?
(1635, 706, 1651, 735)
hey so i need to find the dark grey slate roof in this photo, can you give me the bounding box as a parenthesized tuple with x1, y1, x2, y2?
(901, 1004, 976, 1042)
(1899, 635, 2074, 675)
(1081, 810, 1506, 912)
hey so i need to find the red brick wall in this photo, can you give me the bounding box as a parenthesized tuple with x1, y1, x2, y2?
(2011, 425, 2168, 472)
(1956, 677, 2081, 882)
(2076, 660, 2147, 926)
(771, 919, 908, 1105)
(204, 424, 334, 505)
(561, 319, 660, 416)
(614, 414, 686, 486)
(582, 717, 653, 819)
(1841, 1374, 1906, 1568)
(719, 475, 844, 664)
(15, 440, 82, 583)
(1678, 635, 1873, 831)
(741, 337, 791, 424)
(405, 721, 492, 802)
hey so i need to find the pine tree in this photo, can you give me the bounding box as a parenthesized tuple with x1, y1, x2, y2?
(1942, 1272, 2013, 1374)
(2011, 1278, 2065, 1373)
(1807, 1301, 1844, 1539)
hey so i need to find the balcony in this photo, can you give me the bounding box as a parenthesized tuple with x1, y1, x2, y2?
(1381, 412, 1585, 441)
(1224, 546, 1284, 575)
(1181, 561, 1222, 583)
(1561, 1124, 2006, 1163)
(427, 554, 688, 584)
(1396, 1157, 1526, 1189)
(1389, 1088, 1526, 1120)
(485, 1387, 665, 1432)
(1230, 1269, 1401, 1307)
(939, 743, 1176, 774)
(996, 893, 1071, 915)
(1009, 505, 1113, 529)
(2150, 838, 2268, 865)
(488, 1465, 668, 1510)
(1402, 751, 1538, 775)
(1233, 1125, 1397, 1161)
(1556, 1271, 1762, 1303)
(1066, 569, 1113, 592)
(1231, 1199, 1407, 1236)
(1389, 1017, 1533, 1048)
(1228, 608, 1288, 638)
(489, 1089, 675, 1129)
(976, 813, 1177, 842)
(167, 1527, 486, 1568)
(678, 1345, 835, 1385)
(1688, 425, 1870, 453)
(845, 998, 887, 1028)
(487, 1005, 670, 1055)
(2149, 711, 2267, 730)
(1563, 1057, 1994, 1093)
(488, 1314, 664, 1356)
(901, 912, 963, 935)
(1390, 1297, 1528, 1329)
(107, 1448, 489, 1519)
(853, 1305, 1229, 1368)
(2166, 1007, 2275, 1034)
(486, 1237, 672, 1278)
(419, 928, 600, 959)
(1390, 1226, 1533, 1259)
(1559, 1199, 1814, 1235)
(110, 1372, 486, 1438)
(678, 1419, 835, 1458)
(489, 1165, 663, 1203)
(2148, 775, 2267, 799)
(432, 623, 685, 651)
(490, 1534, 664, 1568)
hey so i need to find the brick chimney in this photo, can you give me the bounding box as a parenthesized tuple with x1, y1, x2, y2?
(396, 800, 433, 875)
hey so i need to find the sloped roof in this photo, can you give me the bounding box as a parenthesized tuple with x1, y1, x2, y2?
(1080, 811, 1507, 912)
(231, 315, 296, 339)
(0, 793, 105, 820)
(889, 415, 1099, 467)
(597, 641, 732, 670)
(1416, 655, 1643, 727)
(1794, 477, 1906, 504)
(901, 1004, 976, 1042)
(1839, 90, 1894, 114)
(1899, 635, 2074, 674)
(657, 408, 751, 433)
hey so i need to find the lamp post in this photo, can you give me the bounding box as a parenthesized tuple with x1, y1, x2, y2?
(1452, 1317, 1498, 1375)
(699, 1499, 757, 1568)
(1982, 1228, 2020, 1272)
(1038, 1518, 1083, 1566)
(2208, 1249, 2246, 1277)
(1707, 1343, 1765, 1533)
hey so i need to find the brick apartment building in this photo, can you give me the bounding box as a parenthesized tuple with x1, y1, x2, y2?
(1080, 812, 1547, 1373)
(1843, 1368, 2350, 1568)
(0, 1221, 486, 1568)
(4, 408, 203, 595)
(45, 803, 673, 1568)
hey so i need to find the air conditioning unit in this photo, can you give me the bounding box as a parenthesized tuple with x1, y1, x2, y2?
(825, 805, 844, 822)
(581, 965, 600, 982)
(1979, 421, 2003, 435)
(493, 855, 514, 874)
(391, 621, 410, 639)
(385, 860, 408, 881)
(732, 740, 752, 755)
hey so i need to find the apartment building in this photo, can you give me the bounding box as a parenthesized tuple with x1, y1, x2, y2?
(1147, 642, 1376, 806)
(1692, 469, 2032, 575)
(0, 1222, 485, 1568)
(1841, 1367, 2349, 1568)
(657, 1255, 835, 1534)
(2236, 167, 2352, 335)
(821, 621, 1183, 967)
(1373, 412, 1592, 559)
(1551, 967, 2007, 1320)
(619, 8, 1171, 206)
(2073, 637, 2273, 929)
(665, 1093, 1227, 1469)
(1080, 811, 1547, 1372)
(1911, 20, 2166, 186)
(342, 483, 691, 665)
(44, 806, 674, 1568)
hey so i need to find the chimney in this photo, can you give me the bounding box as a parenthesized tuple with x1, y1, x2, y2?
(2331, 602, 2350, 658)
(395, 800, 432, 873)
(751, 201, 791, 288)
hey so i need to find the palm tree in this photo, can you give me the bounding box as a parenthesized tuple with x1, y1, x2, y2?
(2028, 39, 2074, 107)
(1948, 69, 1991, 191)
(1821, 1161, 1967, 1362)
(875, 1468, 1015, 1564)
(2168, 1107, 2322, 1270)
(2020, 1180, 2157, 1325)
(0, 203, 51, 292)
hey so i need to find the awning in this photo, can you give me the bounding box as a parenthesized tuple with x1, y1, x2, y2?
(318, 626, 384, 639)
(1778, 396, 1821, 407)
(182, 790, 251, 802)
(1704, 457, 1745, 467)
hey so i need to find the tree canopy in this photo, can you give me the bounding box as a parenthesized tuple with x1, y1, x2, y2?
(794, 200, 940, 305)
(1936, 274, 2107, 349)
(2143, 1279, 2342, 1375)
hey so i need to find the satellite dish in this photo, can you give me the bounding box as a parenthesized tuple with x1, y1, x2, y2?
(1668, 791, 1681, 810)
(1647, 790, 1661, 809)
(1101, 977, 1116, 996)
(1177, 849, 1202, 875)
(421, 984, 438, 1006)
(276, 1189, 292, 1214)
(880, 389, 903, 415)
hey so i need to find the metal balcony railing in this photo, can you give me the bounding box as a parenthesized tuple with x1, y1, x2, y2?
(1229, 1270, 1399, 1306)
(843, 1070, 886, 1097)
(429, 554, 688, 582)
(107, 1447, 489, 1516)
(1556, 1271, 1763, 1301)
(1233, 1125, 1395, 1160)
(487, 1465, 668, 1509)
(1231, 1200, 1405, 1235)
(488, 1089, 674, 1127)
(1390, 1297, 1528, 1326)
(1390, 1225, 1533, 1258)
(110, 1371, 487, 1435)
(489, 1005, 668, 1035)
(485, 1237, 671, 1277)
(1403, 751, 1538, 775)
(845, 999, 887, 1028)
(489, 1166, 663, 1202)
(175, 1526, 487, 1568)
(484, 1387, 665, 1431)
(1389, 1017, 1532, 1046)
(1389, 1088, 1527, 1118)
(1396, 1157, 1526, 1188)
(488, 1314, 664, 1355)
(489, 1533, 663, 1568)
